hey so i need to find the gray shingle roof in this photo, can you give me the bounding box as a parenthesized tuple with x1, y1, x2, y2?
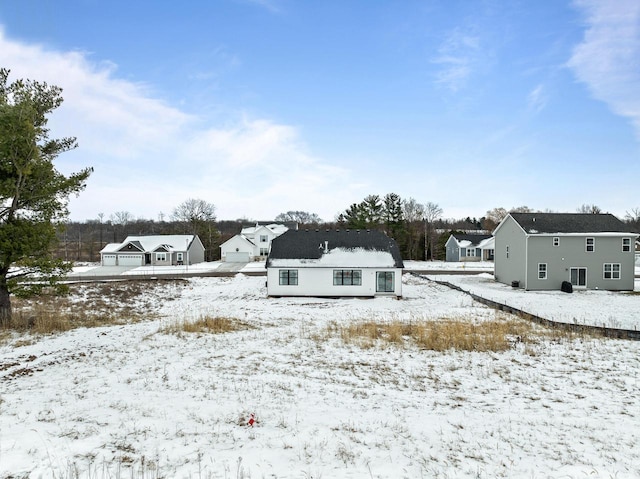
(510, 213, 631, 234)
(452, 233, 492, 245)
(267, 229, 404, 268)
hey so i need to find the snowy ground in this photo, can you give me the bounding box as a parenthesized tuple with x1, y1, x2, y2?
(431, 273, 640, 331)
(1, 274, 640, 478)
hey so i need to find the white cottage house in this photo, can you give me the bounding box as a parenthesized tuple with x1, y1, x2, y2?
(100, 235, 205, 266)
(266, 229, 404, 298)
(220, 223, 290, 262)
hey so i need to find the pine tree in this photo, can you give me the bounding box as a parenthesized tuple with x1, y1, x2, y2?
(0, 69, 92, 324)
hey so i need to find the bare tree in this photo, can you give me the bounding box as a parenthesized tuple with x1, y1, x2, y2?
(402, 198, 425, 260)
(275, 210, 322, 225)
(110, 211, 134, 241)
(423, 202, 443, 260)
(172, 199, 219, 261)
(577, 204, 602, 214)
(171, 199, 217, 234)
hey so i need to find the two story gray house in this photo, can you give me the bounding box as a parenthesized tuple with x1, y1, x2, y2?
(494, 213, 637, 291)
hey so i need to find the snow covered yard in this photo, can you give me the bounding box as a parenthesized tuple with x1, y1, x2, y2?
(435, 273, 640, 331)
(1, 275, 639, 478)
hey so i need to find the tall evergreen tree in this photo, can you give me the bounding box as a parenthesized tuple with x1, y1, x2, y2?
(0, 69, 92, 324)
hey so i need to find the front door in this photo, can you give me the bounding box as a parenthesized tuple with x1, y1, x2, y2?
(570, 268, 587, 287)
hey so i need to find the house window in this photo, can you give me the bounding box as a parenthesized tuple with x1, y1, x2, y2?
(466, 248, 475, 257)
(260, 235, 268, 243)
(177, 253, 183, 262)
(622, 238, 631, 252)
(260, 248, 269, 256)
(333, 270, 362, 286)
(156, 253, 167, 262)
(506, 245, 510, 259)
(376, 272, 395, 292)
(538, 263, 547, 280)
(603, 263, 620, 280)
(586, 237, 595, 252)
(279, 269, 298, 285)
(553, 237, 560, 247)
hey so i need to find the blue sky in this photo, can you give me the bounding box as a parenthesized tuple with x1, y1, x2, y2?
(1, 0, 638, 222)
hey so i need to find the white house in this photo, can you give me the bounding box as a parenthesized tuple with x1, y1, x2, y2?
(445, 233, 494, 262)
(266, 229, 404, 298)
(100, 235, 205, 266)
(220, 223, 290, 262)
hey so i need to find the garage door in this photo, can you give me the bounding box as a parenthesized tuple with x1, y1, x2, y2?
(118, 254, 143, 266)
(102, 254, 117, 266)
(225, 252, 250, 262)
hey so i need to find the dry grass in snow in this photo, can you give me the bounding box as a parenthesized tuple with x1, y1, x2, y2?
(0, 274, 639, 478)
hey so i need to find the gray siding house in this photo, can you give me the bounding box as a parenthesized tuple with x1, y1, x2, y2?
(100, 235, 205, 266)
(445, 233, 494, 262)
(494, 213, 637, 291)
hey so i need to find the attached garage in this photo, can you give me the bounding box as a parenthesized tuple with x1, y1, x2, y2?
(225, 251, 250, 263)
(117, 254, 144, 266)
(102, 254, 117, 266)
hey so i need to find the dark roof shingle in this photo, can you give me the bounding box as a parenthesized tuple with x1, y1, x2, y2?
(510, 213, 631, 234)
(267, 229, 404, 268)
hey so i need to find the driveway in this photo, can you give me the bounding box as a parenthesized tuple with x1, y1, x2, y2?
(66, 265, 138, 278)
(215, 262, 249, 273)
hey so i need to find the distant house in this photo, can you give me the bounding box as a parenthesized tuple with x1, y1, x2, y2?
(494, 213, 637, 291)
(220, 223, 291, 262)
(266, 229, 404, 298)
(445, 233, 494, 262)
(100, 235, 205, 266)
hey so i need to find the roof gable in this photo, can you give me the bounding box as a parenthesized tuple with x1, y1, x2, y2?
(509, 213, 631, 234)
(450, 233, 492, 247)
(267, 229, 404, 268)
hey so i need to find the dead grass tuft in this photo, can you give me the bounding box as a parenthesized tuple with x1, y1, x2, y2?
(161, 315, 251, 335)
(3, 280, 186, 338)
(329, 314, 585, 352)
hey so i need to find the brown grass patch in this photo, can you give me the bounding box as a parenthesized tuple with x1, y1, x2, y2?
(330, 314, 576, 352)
(161, 315, 251, 335)
(3, 280, 187, 337)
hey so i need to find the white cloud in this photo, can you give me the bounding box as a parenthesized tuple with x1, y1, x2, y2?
(527, 84, 548, 113)
(568, 0, 640, 137)
(0, 28, 353, 221)
(432, 28, 481, 92)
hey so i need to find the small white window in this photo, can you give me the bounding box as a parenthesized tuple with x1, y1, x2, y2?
(260, 235, 269, 243)
(622, 238, 631, 252)
(553, 237, 560, 247)
(538, 263, 547, 280)
(603, 263, 620, 280)
(586, 237, 595, 252)
(156, 252, 167, 261)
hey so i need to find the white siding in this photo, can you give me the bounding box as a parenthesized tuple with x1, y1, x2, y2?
(267, 267, 403, 297)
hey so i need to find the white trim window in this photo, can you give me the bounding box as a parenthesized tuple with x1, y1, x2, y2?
(260, 235, 269, 243)
(376, 271, 395, 292)
(586, 237, 595, 252)
(333, 270, 362, 286)
(156, 252, 167, 262)
(279, 269, 298, 285)
(622, 238, 631, 252)
(259, 248, 269, 256)
(553, 237, 560, 247)
(603, 263, 620, 280)
(538, 263, 547, 280)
